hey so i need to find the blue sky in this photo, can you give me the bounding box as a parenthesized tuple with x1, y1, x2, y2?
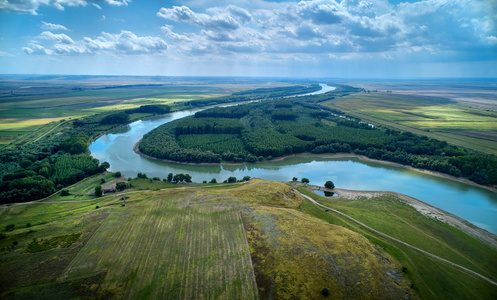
(0, 0, 496, 78)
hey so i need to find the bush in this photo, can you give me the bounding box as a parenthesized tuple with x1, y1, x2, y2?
(321, 288, 330, 297)
(100, 178, 106, 184)
(242, 176, 251, 181)
(301, 178, 310, 184)
(60, 189, 70, 196)
(114, 171, 122, 178)
(210, 178, 217, 183)
(5, 224, 15, 232)
(227, 176, 237, 183)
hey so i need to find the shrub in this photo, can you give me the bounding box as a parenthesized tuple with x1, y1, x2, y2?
(95, 186, 103, 197)
(60, 189, 70, 196)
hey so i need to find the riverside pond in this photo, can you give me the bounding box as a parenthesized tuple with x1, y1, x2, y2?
(89, 85, 497, 235)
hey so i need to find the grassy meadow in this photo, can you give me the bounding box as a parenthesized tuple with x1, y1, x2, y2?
(325, 92, 497, 154)
(1, 176, 496, 299)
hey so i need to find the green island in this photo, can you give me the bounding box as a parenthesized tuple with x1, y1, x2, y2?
(138, 85, 497, 187)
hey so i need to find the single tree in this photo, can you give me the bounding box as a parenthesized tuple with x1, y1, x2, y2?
(292, 177, 298, 181)
(95, 185, 103, 197)
(242, 175, 251, 181)
(227, 176, 237, 183)
(167, 173, 173, 182)
(301, 178, 310, 184)
(324, 181, 335, 189)
(60, 189, 70, 196)
(114, 171, 122, 178)
(210, 178, 217, 183)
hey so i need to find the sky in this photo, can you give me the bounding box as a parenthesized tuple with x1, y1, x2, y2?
(0, 0, 496, 78)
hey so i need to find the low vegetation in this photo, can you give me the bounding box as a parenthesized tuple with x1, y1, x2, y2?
(1, 178, 495, 299)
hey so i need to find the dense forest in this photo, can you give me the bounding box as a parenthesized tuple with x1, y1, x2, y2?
(140, 89, 497, 186)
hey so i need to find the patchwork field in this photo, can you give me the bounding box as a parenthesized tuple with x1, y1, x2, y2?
(0, 76, 294, 146)
(1, 176, 496, 299)
(326, 92, 497, 154)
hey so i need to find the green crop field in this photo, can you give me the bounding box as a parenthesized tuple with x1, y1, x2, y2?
(325, 92, 497, 154)
(1, 177, 496, 299)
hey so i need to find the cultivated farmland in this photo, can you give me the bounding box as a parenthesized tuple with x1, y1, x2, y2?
(326, 92, 497, 154)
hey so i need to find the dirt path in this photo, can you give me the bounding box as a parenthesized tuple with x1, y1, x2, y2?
(32, 119, 70, 143)
(297, 190, 497, 287)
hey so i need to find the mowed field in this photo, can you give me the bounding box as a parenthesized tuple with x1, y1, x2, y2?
(1, 176, 496, 299)
(326, 92, 497, 154)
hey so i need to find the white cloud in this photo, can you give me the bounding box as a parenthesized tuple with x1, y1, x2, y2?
(23, 43, 53, 55)
(38, 31, 75, 44)
(155, 0, 496, 63)
(92, 3, 102, 10)
(161, 25, 192, 42)
(227, 5, 252, 23)
(41, 21, 69, 31)
(24, 30, 167, 55)
(0, 0, 130, 14)
(157, 5, 240, 31)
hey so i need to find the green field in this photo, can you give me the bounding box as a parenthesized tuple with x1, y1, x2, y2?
(326, 93, 497, 154)
(1, 176, 496, 299)
(296, 187, 497, 300)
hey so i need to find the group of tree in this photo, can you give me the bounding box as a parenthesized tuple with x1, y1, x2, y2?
(139, 92, 497, 187)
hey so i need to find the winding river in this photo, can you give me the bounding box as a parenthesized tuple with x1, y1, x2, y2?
(89, 84, 497, 234)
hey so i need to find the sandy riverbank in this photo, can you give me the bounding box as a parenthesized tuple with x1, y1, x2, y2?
(311, 185, 497, 251)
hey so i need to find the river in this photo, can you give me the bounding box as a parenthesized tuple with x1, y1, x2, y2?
(89, 84, 497, 234)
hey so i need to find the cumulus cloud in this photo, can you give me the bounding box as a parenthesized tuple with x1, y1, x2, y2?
(41, 21, 69, 31)
(24, 30, 167, 55)
(155, 0, 496, 62)
(0, 0, 130, 14)
(157, 5, 240, 31)
(227, 5, 252, 23)
(23, 43, 53, 55)
(161, 25, 192, 42)
(38, 31, 75, 44)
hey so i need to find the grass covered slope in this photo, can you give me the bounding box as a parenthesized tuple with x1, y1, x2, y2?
(1, 177, 496, 299)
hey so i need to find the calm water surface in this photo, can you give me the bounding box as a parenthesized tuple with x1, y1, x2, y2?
(90, 90, 497, 235)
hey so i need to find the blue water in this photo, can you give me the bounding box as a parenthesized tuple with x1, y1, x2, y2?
(90, 98, 497, 235)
